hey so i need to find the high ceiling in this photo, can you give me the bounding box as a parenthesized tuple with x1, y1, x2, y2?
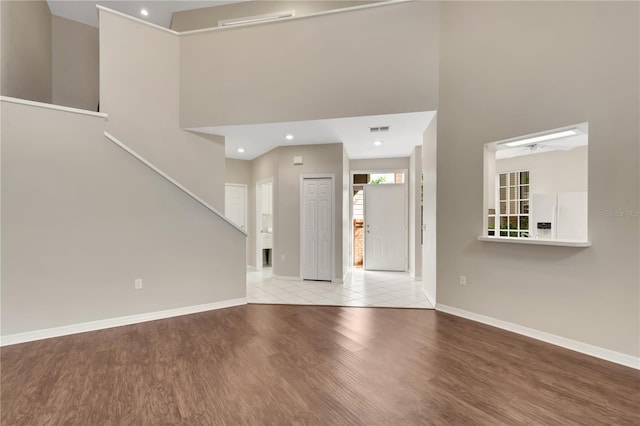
(190, 112, 436, 160)
(49, 1, 433, 161)
(47, 1, 245, 28)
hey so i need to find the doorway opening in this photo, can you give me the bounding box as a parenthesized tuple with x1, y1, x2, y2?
(351, 171, 407, 271)
(256, 179, 273, 271)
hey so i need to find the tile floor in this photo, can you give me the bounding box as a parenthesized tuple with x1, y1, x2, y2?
(247, 268, 433, 309)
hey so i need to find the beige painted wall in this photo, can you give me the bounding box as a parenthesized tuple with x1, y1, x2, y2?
(179, 0, 439, 127)
(52, 15, 99, 111)
(350, 157, 410, 172)
(497, 146, 588, 196)
(438, 1, 639, 357)
(171, 1, 380, 31)
(225, 158, 251, 185)
(0, 0, 51, 102)
(422, 117, 437, 304)
(409, 146, 422, 279)
(99, 9, 226, 211)
(275, 144, 345, 280)
(245, 144, 345, 280)
(342, 146, 350, 280)
(0, 101, 245, 335)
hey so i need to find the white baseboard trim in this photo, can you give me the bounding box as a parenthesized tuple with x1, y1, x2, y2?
(1, 298, 247, 347)
(334, 269, 351, 284)
(421, 288, 436, 308)
(246, 265, 256, 271)
(436, 304, 640, 370)
(273, 275, 301, 281)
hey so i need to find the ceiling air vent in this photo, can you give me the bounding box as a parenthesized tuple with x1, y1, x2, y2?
(219, 10, 295, 27)
(369, 126, 390, 133)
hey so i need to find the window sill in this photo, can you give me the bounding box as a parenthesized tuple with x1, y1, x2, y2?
(477, 236, 591, 247)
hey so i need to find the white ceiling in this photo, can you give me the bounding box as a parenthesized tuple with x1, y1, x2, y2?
(188, 112, 436, 160)
(495, 134, 588, 160)
(47, 0, 245, 28)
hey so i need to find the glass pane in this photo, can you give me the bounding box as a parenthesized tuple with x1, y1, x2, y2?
(489, 230, 495, 236)
(500, 187, 507, 201)
(520, 216, 529, 230)
(499, 173, 507, 187)
(509, 186, 518, 200)
(500, 202, 507, 214)
(500, 231, 508, 237)
(520, 231, 529, 238)
(488, 217, 495, 229)
(500, 216, 508, 229)
(520, 171, 529, 185)
(509, 216, 518, 229)
(520, 200, 529, 214)
(369, 173, 394, 184)
(353, 174, 369, 184)
(509, 172, 518, 186)
(488, 208, 496, 215)
(510, 200, 517, 214)
(509, 231, 519, 237)
(521, 185, 529, 199)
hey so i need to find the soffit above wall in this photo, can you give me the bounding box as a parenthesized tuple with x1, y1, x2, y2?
(188, 111, 436, 160)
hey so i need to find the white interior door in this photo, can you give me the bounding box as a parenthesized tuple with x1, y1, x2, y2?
(302, 178, 332, 281)
(364, 184, 406, 271)
(225, 184, 246, 231)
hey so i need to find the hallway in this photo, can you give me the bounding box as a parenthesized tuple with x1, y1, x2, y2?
(247, 269, 433, 309)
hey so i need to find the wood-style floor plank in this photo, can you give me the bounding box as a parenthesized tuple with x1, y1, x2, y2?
(2, 304, 639, 425)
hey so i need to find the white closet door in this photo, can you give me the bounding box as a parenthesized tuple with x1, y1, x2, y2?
(225, 184, 246, 231)
(302, 178, 332, 281)
(364, 184, 405, 271)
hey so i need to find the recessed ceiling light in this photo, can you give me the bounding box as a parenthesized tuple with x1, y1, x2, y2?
(373, 140, 383, 147)
(140, 9, 149, 17)
(237, 148, 245, 153)
(285, 134, 294, 140)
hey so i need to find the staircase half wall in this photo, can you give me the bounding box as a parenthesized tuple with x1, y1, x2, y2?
(1, 98, 246, 343)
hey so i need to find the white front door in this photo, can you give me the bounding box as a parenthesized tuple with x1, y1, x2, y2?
(364, 184, 406, 271)
(225, 184, 246, 231)
(302, 178, 332, 281)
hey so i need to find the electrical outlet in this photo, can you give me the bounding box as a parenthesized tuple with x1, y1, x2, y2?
(135, 278, 143, 289)
(459, 275, 467, 286)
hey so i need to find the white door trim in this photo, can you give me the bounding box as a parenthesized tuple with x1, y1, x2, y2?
(300, 174, 335, 282)
(350, 169, 409, 272)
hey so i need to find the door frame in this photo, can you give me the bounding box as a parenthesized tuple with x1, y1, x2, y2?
(299, 174, 335, 282)
(224, 183, 248, 231)
(255, 177, 273, 272)
(350, 169, 409, 272)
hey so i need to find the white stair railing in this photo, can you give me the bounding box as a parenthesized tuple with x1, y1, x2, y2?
(104, 131, 247, 236)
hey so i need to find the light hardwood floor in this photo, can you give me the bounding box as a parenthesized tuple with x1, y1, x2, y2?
(2, 304, 638, 425)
